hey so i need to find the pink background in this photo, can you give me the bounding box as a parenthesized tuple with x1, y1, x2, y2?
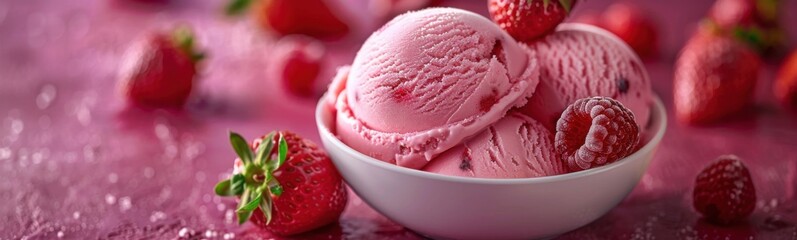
(2, 0, 797, 239)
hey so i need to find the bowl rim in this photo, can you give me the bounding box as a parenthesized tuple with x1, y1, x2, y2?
(315, 95, 667, 185)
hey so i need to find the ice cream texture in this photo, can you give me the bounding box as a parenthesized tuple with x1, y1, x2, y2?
(423, 112, 566, 178)
(327, 11, 652, 179)
(330, 8, 540, 169)
(519, 24, 652, 130)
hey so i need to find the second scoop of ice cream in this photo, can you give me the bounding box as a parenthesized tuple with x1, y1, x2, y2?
(424, 112, 566, 178)
(520, 24, 652, 130)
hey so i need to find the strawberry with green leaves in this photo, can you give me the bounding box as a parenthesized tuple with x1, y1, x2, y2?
(674, 33, 761, 124)
(225, 0, 350, 40)
(703, 0, 784, 56)
(119, 27, 204, 108)
(489, 0, 577, 42)
(215, 131, 347, 236)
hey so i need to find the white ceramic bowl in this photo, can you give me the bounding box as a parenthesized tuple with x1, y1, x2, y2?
(316, 97, 667, 240)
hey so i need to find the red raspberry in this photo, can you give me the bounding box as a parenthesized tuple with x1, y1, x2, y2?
(555, 97, 640, 172)
(693, 155, 756, 225)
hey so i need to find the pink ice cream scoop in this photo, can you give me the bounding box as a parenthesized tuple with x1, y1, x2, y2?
(519, 24, 652, 130)
(330, 8, 539, 169)
(423, 112, 566, 178)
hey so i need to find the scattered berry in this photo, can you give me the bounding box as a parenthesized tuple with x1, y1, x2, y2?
(489, 0, 577, 42)
(273, 36, 326, 98)
(774, 49, 797, 109)
(600, 3, 659, 59)
(704, 0, 784, 55)
(555, 97, 639, 172)
(215, 131, 347, 236)
(119, 27, 204, 108)
(693, 155, 756, 225)
(572, 3, 658, 59)
(674, 34, 760, 125)
(226, 0, 350, 40)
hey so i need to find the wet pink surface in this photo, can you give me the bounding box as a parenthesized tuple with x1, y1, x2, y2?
(2, 0, 797, 239)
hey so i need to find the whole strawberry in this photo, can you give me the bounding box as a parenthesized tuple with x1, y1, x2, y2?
(705, 0, 784, 55)
(774, 49, 797, 109)
(119, 27, 204, 108)
(226, 0, 350, 40)
(600, 3, 659, 59)
(489, 0, 577, 42)
(674, 34, 760, 125)
(555, 97, 639, 172)
(693, 155, 756, 225)
(273, 36, 326, 98)
(215, 131, 347, 236)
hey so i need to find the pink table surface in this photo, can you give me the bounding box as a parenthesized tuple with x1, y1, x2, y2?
(2, 0, 797, 239)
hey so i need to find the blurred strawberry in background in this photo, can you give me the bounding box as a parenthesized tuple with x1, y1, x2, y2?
(702, 0, 785, 56)
(673, 33, 760, 125)
(226, 0, 351, 40)
(775, 50, 797, 109)
(119, 27, 205, 109)
(601, 3, 659, 59)
(488, 0, 578, 42)
(572, 3, 659, 60)
(370, 0, 442, 21)
(272, 36, 327, 98)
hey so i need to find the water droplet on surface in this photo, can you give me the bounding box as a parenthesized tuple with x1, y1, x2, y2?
(178, 227, 193, 237)
(159, 187, 172, 200)
(75, 106, 91, 126)
(36, 84, 57, 109)
(149, 211, 166, 222)
(0, 147, 12, 160)
(195, 171, 206, 183)
(165, 145, 178, 158)
(10, 118, 24, 135)
(155, 123, 171, 140)
(143, 167, 155, 178)
(57, 231, 64, 238)
(225, 209, 235, 224)
(223, 232, 235, 239)
(184, 141, 205, 160)
(105, 194, 116, 205)
(31, 150, 44, 165)
(72, 211, 80, 220)
(217, 203, 225, 211)
(205, 230, 218, 238)
(119, 196, 132, 211)
(83, 145, 97, 162)
(108, 173, 118, 183)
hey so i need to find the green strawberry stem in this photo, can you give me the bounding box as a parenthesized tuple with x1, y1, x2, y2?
(559, 0, 573, 13)
(171, 27, 206, 63)
(756, 0, 778, 22)
(226, 0, 256, 16)
(214, 131, 288, 225)
(732, 26, 765, 51)
(536, 0, 574, 13)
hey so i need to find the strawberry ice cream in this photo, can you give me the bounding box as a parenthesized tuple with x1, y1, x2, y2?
(423, 112, 566, 178)
(327, 10, 652, 179)
(519, 24, 652, 130)
(329, 8, 539, 169)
